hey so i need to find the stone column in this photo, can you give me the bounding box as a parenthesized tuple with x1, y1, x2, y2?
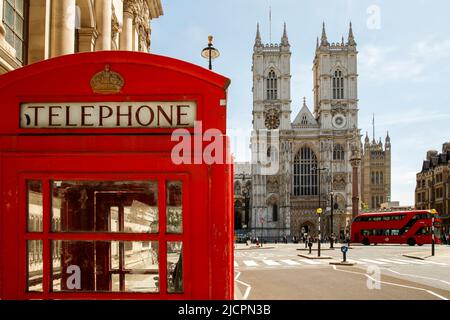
(95, 0, 112, 50)
(28, 0, 51, 63)
(350, 157, 361, 219)
(51, 0, 76, 57)
(120, 0, 134, 51)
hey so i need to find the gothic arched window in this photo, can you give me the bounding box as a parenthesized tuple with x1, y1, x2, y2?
(293, 147, 318, 196)
(272, 203, 278, 222)
(333, 144, 345, 161)
(301, 115, 308, 125)
(332, 70, 344, 99)
(266, 70, 278, 100)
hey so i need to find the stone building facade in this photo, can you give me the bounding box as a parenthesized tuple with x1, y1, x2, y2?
(234, 22, 392, 241)
(415, 143, 450, 230)
(361, 132, 391, 209)
(0, 0, 163, 73)
(248, 22, 362, 241)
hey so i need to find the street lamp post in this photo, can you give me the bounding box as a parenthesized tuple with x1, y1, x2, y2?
(201, 35, 220, 70)
(330, 192, 334, 249)
(314, 166, 328, 257)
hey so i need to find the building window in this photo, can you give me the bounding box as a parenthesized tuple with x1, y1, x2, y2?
(293, 147, 318, 196)
(3, 0, 27, 64)
(301, 115, 308, 125)
(272, 203, 278, 222)
(333, 144, 345, 161)
(332, 70, 344, 99)
(266, 70, 278, 100)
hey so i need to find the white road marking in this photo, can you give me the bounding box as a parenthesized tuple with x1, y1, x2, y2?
(386, 268, 450, 286)
(298, 259, 323, 265)
(392, 259, 427, 265)
(331, 265, 448, 300)
(243, 260, 258, 267)
(234, 271, 251, 300)
(378, 258, 408, 265)
(262, 260, 281, 266)
(360, 258, 388, 265)
(419, 260, 448, 266)
(234, 261, 238, 267)
(280, 259, 301, 266)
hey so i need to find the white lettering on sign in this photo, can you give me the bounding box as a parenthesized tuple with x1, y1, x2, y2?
(66, 265, 81, 290)
(20, 102, 197, 129)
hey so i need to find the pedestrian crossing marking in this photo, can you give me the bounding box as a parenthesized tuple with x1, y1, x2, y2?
(392, 259, 427, 265)
(280, 259, 301, 265)
(262, 260, 281, 266)
(243, 260, 258, 267)
(417, 260, 447, 266)
(234, 257, 446, 268)
(359, 259, 389, 265)
(298, 259, 322, 265)
(378, 258, 408, 265)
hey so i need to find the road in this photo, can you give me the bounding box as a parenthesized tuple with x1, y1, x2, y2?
(234, 243, 450, 300)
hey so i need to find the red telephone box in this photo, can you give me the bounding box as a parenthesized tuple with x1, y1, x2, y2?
(0, 51, 233, 299)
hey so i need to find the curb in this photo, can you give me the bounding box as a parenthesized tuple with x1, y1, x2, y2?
(329, 261, 356, 266)
(401, 254, 431, 260)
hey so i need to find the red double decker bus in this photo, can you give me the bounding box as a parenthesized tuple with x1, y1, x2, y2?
(351, 210, 442, 246)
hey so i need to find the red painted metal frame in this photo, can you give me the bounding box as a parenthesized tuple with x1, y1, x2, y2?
(0, 51, 233, 300)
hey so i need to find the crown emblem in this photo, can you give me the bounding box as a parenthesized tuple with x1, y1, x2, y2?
(90, 64, 124, 94)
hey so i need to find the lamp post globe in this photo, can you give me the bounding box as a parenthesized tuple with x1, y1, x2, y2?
(201, 35, 220, 70)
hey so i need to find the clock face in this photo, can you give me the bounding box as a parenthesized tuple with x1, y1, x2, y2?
(332, 114, 347, 129)
(265, 109, 280, 129)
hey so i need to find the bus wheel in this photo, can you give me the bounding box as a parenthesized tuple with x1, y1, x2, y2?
(362, 238, 370, 245)
(417, 243, 424, 246)
(407, 238, 416, 246)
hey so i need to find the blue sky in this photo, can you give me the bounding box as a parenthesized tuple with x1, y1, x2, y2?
(151, 0, 450, 206)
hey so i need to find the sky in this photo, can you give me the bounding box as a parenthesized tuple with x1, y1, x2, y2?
(151, 0, 450, 206)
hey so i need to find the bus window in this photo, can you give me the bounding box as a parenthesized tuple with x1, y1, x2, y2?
(372, 217, 382, 222)
(391, 229, 400, 236)
(382, 216, 391, 221)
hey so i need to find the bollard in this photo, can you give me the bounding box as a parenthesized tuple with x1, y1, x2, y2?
(343, 251, 347, 262)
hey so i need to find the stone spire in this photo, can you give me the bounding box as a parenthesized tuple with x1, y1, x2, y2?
(303, 96, 307, 107)
(316, 36, 319, 49)
(255, 22, 262, 47)
(281, 22, 289, 46)
(320, 22, 329, 46)
(365, 132, 370, 145)
(385, 131, 391, 147)
(348, 22, 356, 46)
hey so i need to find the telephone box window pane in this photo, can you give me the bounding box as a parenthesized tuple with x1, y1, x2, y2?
(167, 241, 183, 293)
(27, 240, 43, 292)
(166, 181, 182, 234)
(52, 240, 159, 293)
(52, 181, 158, 233)
(27, 180, 43, 232)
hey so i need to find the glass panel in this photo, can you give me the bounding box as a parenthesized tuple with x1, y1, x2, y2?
(4, 2, 14, 27)
(166, 181, 183, 234)
(4, 25, 14, 45)
(52, 181, 158, 233)
(27, 180, 43, 232)
(14, 34, 22, 61)
(52, 241, 159, 292)
(167, 241, 183, 293)
(27, 240, 43, 292)
(15, 14, 23, 36)
(15, 0, 24, 16)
